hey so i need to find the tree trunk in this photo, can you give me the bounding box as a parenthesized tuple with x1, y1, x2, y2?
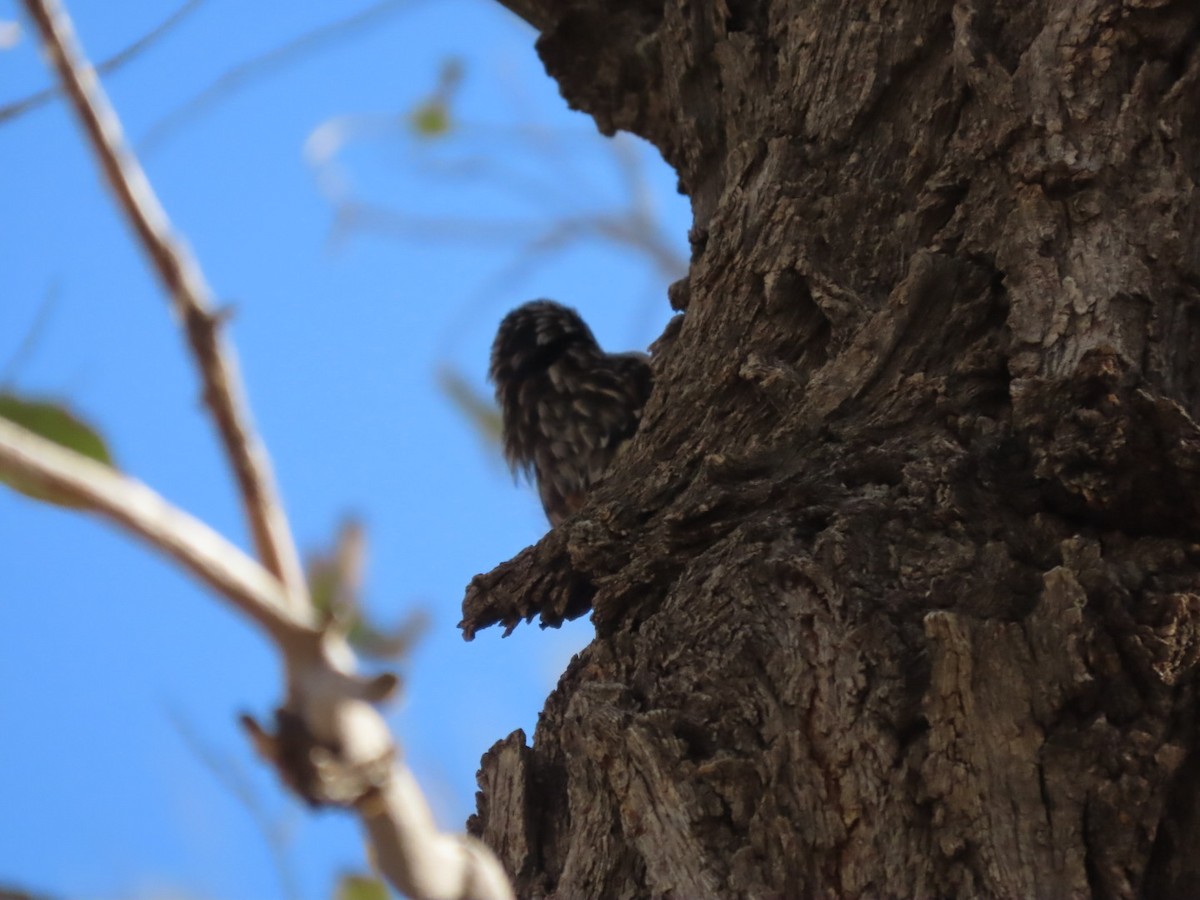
(464, 1, 1200, 896)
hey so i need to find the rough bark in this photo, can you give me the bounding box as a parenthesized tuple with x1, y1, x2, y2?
(466, 1, 1200, 896)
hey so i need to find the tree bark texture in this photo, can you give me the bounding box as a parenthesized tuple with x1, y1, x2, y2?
(465, 1, 1200, 896)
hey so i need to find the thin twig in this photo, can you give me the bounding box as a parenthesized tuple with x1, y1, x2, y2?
(0, 373, 513, 900)
(168, 709, 302, 900)
(20, 0, 308, 609)
(0, 417, 309, 641)
(18, 3, 517, 896)
(0, 0, 204, 125)
(140, 0, 413, 152)
(0, 281, 60, 389)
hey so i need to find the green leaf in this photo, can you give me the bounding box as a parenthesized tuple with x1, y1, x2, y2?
(0, 393, 115, 506)
(406, 58, 463, 140)
(408, 101, 452, 138)
(335, 874, 390, 900)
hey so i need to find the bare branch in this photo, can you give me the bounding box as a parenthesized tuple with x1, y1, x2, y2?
(0, 281, 60, 389)
(17, 3, 518, 896)
(140, 0, 413, 152)
(360, 768, 516, 900)
(0, 420, 515, 899)
(0, 416, 310, 643)
(0, 0, 204, 126)
(0, 411, 516, 898)
(20, 0, 307, 608)
(307, 112, 687, 289)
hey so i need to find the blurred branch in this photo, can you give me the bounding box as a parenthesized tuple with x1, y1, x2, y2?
(330, 199, 544, 245)
(22, 0, 307, 604)
(140, 0, 413, 152)
(0, 281, 59, 389)
(0, 417, 509, 900)
(305, 59, 687, 280)
(17, 2, 514, 897)
(0, 416, 308, 642)
(0, 0, 204, 126)
(309, 110, 687, 282)
(169, 710, 301, 900)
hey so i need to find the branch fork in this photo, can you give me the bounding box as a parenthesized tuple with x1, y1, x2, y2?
(9, 1, 514, 896)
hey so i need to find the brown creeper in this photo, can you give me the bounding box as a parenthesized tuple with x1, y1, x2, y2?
(489, 299, 653, 526)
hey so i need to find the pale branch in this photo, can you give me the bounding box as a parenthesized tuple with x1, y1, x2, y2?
(361, 767, 517, 900)
(0, 414, 516, 899)
(20, 0, 307, 610)
(240, 652, 516, 900)
(18, 3, 518, 896)
(0, 417, 310, 643)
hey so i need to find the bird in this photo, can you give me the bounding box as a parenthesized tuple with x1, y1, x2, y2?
(489, 299, 653, 526)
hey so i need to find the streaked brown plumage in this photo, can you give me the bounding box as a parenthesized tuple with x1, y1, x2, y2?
(489, 300, 653, 526)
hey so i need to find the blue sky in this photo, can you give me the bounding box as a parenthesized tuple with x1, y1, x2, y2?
(0, 1, 688, 897)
